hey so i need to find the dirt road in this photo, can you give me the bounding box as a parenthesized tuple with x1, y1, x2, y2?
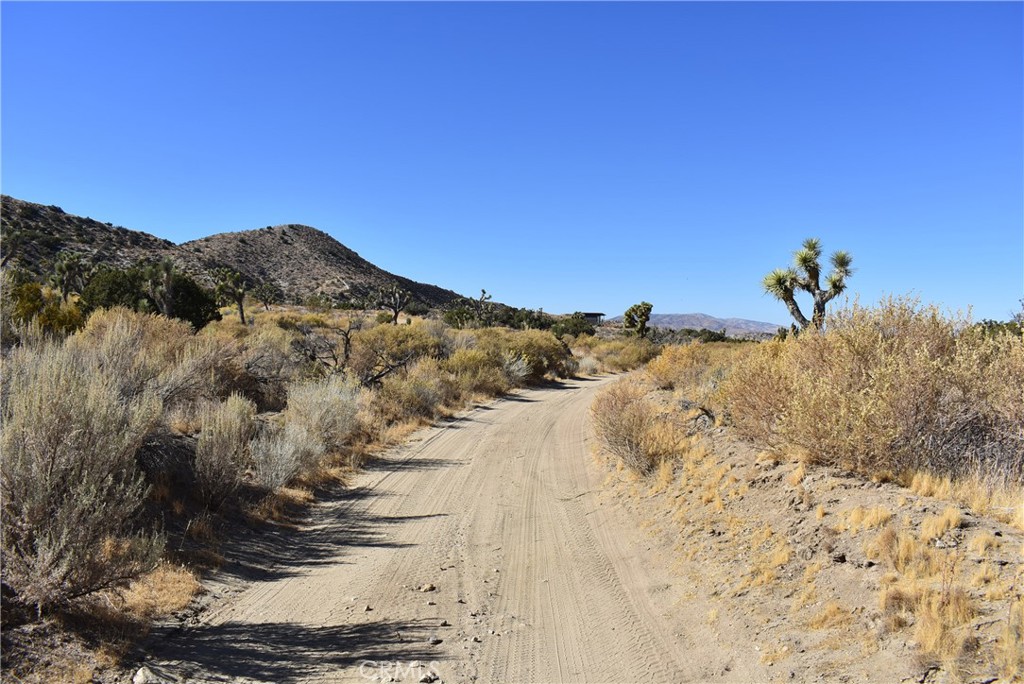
(143, 377, 765, 683)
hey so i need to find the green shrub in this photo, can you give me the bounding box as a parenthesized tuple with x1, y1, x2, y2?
(472, 328, 576, 382)
(80, 267, 220, 329)
(373, 358, 459, 423)
(551, 312, 595, 339)
(5, 282, 84, 339)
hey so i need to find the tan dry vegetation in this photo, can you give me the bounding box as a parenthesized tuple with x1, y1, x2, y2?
(591, 325, 1024, 682)
(719, 298, 1024, 530)
(3, 299, 632, 679)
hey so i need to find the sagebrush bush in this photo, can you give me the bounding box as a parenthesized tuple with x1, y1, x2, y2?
(194, 394, 257, 504)
(373, 358, 459, 423)
(1, 341, 164, 615)
(68, 307, 191, 399)
(721, 298, 1024, 483)
(250, 422, 325, 490)
(576, 355, 600, 376)
(591, 382, 659, 473)
(285, 374, 361, 454)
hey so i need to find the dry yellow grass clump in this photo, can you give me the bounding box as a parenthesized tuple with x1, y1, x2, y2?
(919, 507, 963, 542)
(121, 563, 203, 620)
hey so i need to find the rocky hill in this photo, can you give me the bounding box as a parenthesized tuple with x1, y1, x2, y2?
(181, 225, 459, 307)
(0, 195, 461, 307)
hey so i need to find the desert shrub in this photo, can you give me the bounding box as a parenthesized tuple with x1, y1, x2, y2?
(647, 343, 711, 390)
(349, 322, 443, 385)
(472, 328, 576, 382)
(646, 342, 752, 412)
(502, 352, 533, 386)
(721, 297, 1024, 483)
(166, 273, 221, 330)
(80, 267, 220, 329)
(151, 333, 237, 411)
(250, 422, 325, 490)
(0, 341, 163, 615)
(587, 337, 661, 372)
(194, 394, 257, 505)
(372, 358, 459, 423)
(576, 355, 600, 376)
(284, 374, 361, 454)
(591, 382, 659, 473)
(5, 281, 85, 339)
(69, 307, 220, 409)
(227, 324, 300, 410)
(717, 340, 791, 446)
(443, 348, 511, 397)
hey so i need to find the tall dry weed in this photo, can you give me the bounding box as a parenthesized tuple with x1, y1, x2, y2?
(194, 394, 257, 504)
(591, 382, 660, 473)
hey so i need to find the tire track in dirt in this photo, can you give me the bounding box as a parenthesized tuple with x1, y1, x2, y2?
(142, 377, 758, 683)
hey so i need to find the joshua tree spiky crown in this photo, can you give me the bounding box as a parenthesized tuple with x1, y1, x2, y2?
(763, 238, 853, 330)
(214, 267, 248, 325)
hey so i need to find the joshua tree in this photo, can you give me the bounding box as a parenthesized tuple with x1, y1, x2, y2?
(142, 258, 176, 318)
(763, 238, 853, 330)
(214, 268, 248, 325)
(377, 283, 411, 324)
(623, 301, 653, 339)
(474, 289, 494, 327)
(49, 252, 88, 302)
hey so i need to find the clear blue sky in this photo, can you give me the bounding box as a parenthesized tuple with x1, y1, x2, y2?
(2, 2, 1021, 323)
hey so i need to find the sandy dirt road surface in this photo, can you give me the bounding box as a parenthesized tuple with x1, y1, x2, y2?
(143, 377, 766, 683)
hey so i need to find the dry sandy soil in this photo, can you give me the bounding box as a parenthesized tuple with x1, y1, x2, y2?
(135, 377, 764, 683)
(133, 376, 1022, 684)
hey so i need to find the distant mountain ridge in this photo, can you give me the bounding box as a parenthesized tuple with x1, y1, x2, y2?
(0, 195, 461, 307)
(609, 312, 781, 337)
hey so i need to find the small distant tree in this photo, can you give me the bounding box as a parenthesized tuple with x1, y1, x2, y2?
(253, 282, 284, 311)
(623, 302, 653, 339)
(80, 267, 148, 313)
(214, 268, 248, 325)
(169, 274, 221, 330)
(763, 237, 853, 330)
(551, 312, 595, 338)
(377, 283, 411, 325)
